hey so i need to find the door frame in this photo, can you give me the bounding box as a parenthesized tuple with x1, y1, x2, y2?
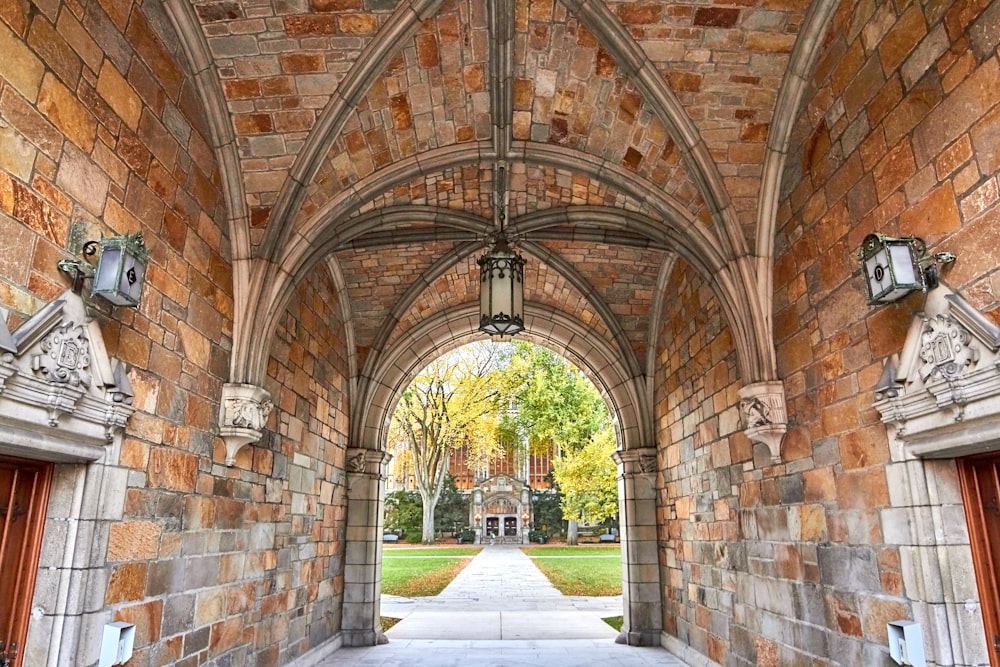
(959, 453, 1000, 666)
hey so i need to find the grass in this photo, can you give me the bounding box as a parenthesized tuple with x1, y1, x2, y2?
(522, 545, 620, 557)
(603, 615, 624, 631)
(522, 545, 622, 596)
(381, 547, 481, 597)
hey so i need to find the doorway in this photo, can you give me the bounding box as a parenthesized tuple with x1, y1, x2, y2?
(0, 456, 53, 667)
(959, 453, 1000, 666)
(485, 516, 499, 539)
(503, 516, 517, 537)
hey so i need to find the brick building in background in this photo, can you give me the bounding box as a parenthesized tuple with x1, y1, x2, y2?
(0, 0, 999, 666)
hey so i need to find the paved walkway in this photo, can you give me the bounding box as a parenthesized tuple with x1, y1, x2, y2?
(317, 544, 691, 666)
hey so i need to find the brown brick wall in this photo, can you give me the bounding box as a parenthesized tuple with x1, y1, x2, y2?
(655, 261, 745, 665)
(0, 2, 350, 665)
(656, 0, 1000, 661)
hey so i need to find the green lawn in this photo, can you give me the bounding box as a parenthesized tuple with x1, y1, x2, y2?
(522, 546, 622, 596)
(381, 547, 481, 597)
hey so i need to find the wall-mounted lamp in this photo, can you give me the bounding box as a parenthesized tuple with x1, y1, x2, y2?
(857, 234, 955, 305)
(474, 512, 482, 524)
(58, 233, 149, 308)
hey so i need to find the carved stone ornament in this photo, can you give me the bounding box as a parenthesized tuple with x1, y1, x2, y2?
(218, 383, 273, 466)
(32, 321, 92, 387)
(613, 448, 658, 487)
(0, 290, 135, 462)
(345, 448, 391, 478)
(738, 381, 787, 463)
(873, 283, 1000, 459)
(346, 450, 366, 473)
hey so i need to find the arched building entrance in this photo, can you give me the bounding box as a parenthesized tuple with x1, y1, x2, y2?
(471, 475, 530, 544)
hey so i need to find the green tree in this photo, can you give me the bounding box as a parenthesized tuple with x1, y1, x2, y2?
(384, 490, 422, 540)
(551, 426, 619, 524)
(496, 342, 617, 542)
(434, 475, 467, 536)
(389, 343, 504, 543)
(497, 343, 610, 453)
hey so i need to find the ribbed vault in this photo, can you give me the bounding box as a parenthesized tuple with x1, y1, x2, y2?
(162, 0, 842, 451)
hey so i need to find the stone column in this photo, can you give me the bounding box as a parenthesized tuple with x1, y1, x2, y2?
(341, 447, 391, 646)
(613, 448, 662, 646)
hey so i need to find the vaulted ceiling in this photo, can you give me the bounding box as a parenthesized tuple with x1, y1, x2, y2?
(162, 0, 828, 434)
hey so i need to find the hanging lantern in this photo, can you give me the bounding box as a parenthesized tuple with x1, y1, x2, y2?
(478, 234, 525, 336)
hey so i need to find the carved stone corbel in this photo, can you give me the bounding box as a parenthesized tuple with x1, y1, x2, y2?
(345, 447, 391, 478)
(219, 383, 273, 466)
(613, 447, 658, 488)
(739, 381, 788, 463)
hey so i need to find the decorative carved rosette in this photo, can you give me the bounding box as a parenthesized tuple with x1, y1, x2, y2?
(739, 381, 788, 463)
(917, 313, 978, 382)
(218, 383, 273, 466)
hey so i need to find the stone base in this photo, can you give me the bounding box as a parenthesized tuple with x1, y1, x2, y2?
(283, 633, 344, 667)
(661, 632, 723, 667)
(341, 629, 388, 647)
(614, 629, 662, 646)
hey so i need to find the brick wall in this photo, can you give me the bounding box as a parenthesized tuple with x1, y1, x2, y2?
(0, 2, 351, 665)
(656, 0, 1000, 663)
(726, 0, 998, 664)
(655, 261, 745, 664)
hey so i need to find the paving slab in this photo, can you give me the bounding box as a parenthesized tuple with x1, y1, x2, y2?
(318, 639, 690, 666)
(383, 544, 619, 640)
(315, 545, 692, 665)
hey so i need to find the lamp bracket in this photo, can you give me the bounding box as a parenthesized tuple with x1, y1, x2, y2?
(56, 240, 103, 293)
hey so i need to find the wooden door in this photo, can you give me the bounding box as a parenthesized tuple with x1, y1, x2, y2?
(959, 454, 1000, 666)
(485, 516, 499, 538)
(0, 457, 52, 667)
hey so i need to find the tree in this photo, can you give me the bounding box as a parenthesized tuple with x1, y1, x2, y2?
(389, 343, 504, 543)
(551, 426, 619, 525)
(496, 343, 610, 454)
(496, 342, 617, 543)
(384, 490, 422, 541)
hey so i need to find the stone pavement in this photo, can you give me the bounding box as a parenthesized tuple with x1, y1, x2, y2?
(316, 544, 691, 666)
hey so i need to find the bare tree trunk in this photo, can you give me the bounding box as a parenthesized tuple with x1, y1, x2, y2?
(421, 501, 436, 544)
(416, 452, 449, 543)
(567, 519, 578, 545)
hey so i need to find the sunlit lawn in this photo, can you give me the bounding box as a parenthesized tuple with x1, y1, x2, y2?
(381, 547, 482, 597)
(522, 545, 622, 596)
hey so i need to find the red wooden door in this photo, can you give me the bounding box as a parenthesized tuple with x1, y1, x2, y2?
(959, 454, 1000, 666)
(0, 457, 52, 667)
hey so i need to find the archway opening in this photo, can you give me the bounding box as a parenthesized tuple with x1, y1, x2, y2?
(378, 340, 624, 639)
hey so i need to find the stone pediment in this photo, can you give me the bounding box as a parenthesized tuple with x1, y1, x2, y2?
(0, 290, 134, 462)
(873, 283, 1000, 458)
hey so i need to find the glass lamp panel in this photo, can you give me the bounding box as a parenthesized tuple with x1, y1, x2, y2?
(490, 268, 513, 317)
(888, 243, 920, 287)
(117, 253, 146, 306)
(864, 248, 890, 302)
(512, 269, 523, 319)
(92, 246, 123, 301)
